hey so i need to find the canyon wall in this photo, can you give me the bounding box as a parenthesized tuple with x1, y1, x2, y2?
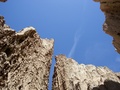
(94, 0, 120, 53)
(52, 55, 120, 90)
(0, 16, 54, 90)
(1, 0, 120, 90)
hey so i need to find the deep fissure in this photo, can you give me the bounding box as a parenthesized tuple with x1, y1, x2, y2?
(48, 58, 55, 90)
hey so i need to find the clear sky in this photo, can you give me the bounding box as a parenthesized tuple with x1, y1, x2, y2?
(0, 0, 120, 89)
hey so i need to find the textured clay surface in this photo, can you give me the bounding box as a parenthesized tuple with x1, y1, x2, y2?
(0, 16, 54, 90)
(1, 1, 120, 90)
(52, 55, 120, 90)
(94, 0, 120, 53)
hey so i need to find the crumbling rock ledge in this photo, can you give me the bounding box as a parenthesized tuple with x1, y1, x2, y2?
(52, 55, 120, 90)
(94, 0, 120, 53)
(0, 16, 54, 90)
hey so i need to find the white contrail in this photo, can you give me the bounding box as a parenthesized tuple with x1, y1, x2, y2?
(68, 29, 83, 58)
(68, 0, 87, 58)
(68, 37, 78, 58)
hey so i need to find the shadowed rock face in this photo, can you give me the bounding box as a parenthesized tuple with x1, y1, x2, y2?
(0, 16, 54, 90)
(94, 0, 120, 53)
(52, 55, 120, 90)
(0, 0, 7, 2)
(92, 80, 120, 90)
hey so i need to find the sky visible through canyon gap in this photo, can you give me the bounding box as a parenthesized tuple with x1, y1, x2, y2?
(0, 0, 120, 89)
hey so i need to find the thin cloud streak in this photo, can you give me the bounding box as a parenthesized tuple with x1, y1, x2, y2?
(68, 0, 87, 58)
(68, 29, 83, 58)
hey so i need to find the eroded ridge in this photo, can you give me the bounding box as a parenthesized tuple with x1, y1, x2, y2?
(52, 55, 120, 90)
(0, 16, 54, 90)
(94, 0, 120, 53)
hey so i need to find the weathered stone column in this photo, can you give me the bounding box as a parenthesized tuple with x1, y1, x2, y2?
(52, 55, 120, 90)
(0, 16, 54, 90)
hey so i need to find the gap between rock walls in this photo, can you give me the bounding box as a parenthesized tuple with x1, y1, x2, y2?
(48, 58, 56, 90)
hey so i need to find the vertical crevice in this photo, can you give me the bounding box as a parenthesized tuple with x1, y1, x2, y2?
(48, 58, 56, 90)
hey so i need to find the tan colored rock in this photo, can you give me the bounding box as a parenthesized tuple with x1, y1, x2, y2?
(115, 72, 120, 79)
(94, 0, 120, 53)
(52, 55, 120, 90)
(0, 16, 54, 90)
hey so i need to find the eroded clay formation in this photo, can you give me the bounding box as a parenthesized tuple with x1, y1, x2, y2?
(1, 15, 120, 90)
(0, 16, 54, 90)
(94, 0, 120, 53)
(1, 0, 120, 90)
(52, 55, 120, 90)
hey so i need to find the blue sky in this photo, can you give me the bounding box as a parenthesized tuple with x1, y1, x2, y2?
(1, 0, 120, 89)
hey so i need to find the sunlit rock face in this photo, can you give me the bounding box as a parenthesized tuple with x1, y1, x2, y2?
(52, 55, 120, 90)
(0, 0, 7, 2)
(0, 16, 54, 90)
(1, 1, 120, 90)
(94, 0, 120, 53)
